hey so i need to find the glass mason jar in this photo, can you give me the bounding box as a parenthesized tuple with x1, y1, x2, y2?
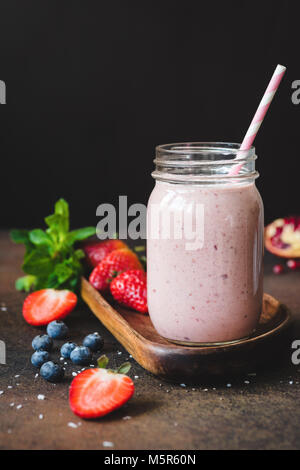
(146, 143, 264, 346)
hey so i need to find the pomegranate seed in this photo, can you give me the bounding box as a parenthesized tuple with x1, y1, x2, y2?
(273, 264, 284, 275)
(287, 259, 300, 270)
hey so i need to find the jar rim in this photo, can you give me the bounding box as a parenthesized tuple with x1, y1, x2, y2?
(155, 142, 255, 165)
(153, 142, 258, 183)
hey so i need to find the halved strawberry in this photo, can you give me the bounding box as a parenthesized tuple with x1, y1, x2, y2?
(89, 248, 143, 292)
(83, 239, 128, 268)
(23, 289, 77, 326)
(69, 355, 134, 419)
(110, 269, 148, 314)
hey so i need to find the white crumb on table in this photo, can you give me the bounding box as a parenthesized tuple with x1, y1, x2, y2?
(68, 422, 78, 428)
(103, 441, 114, 447)
(37, 394, 45, 400)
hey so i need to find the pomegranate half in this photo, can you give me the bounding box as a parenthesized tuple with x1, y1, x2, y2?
(265, 216, 300, 258)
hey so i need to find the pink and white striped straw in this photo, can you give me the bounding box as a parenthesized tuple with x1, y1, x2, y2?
(229, 64, 286, 176)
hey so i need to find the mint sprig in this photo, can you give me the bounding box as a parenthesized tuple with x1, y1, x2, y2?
(11, 198, 95, 292)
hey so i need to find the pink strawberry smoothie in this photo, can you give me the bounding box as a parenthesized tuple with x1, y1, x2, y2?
(147, 180, 264, 344)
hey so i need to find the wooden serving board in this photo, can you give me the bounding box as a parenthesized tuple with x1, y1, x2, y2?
(81, 278, 292, 382)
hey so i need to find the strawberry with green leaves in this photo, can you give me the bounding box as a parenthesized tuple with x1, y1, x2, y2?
(11, 199, 95, 292)
(89, 248, 143, 292)
(69, 355, 134, 419)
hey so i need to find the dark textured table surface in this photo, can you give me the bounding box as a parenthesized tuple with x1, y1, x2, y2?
(1, 230, 300, 450)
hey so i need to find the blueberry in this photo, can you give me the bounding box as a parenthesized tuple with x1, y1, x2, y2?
(47, 320, 69, 339)
(60, 342, 77, 359)
(40, 361, 64, 383)
(32, 335, 53, 351)
(83, 332, 104, 352)
(70, 346, 92, 365)
(31, 350, 50, 368)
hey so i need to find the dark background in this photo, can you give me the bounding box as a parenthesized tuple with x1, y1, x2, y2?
(0, 0, 299, 229)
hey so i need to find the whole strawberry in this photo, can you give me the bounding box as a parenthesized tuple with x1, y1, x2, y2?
(89, 248, 143, 292)
(110, 269, 148, 314)
(83, 239, 127, 268)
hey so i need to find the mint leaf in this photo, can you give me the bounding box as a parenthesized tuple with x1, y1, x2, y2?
(54, 198, 69, 233)
(65, 227, 95, 246)
(10, 229, 34, 253)
(54, 263, 74, 283)
(15, 275, 37, 292)
(45, 199, 70, 245)
(22, 246, 54, 277)
(29, 229, 52, 247)
(10, 229, 30, 244)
